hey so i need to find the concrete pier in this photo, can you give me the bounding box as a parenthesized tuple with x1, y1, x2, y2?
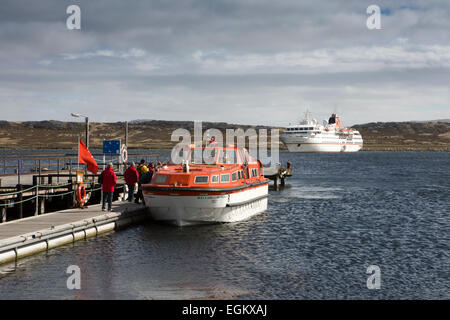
(0, 201, 149, 265)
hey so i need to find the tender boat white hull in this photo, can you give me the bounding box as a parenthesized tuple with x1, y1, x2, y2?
(143, 184, 268, 226)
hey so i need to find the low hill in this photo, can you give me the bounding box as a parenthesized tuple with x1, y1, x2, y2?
(351, 121, 450, 151)
(0, 120, 275, 150)
(0, 119, 448, 151)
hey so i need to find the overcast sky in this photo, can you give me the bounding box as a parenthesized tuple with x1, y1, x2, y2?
(1, 0, 449, 126)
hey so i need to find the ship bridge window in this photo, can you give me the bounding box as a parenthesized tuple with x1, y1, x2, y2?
(194, 176, 209, 184)
(238, 149, 245, 164)
(202, 148, 217, 164)
(217, 149, 238, 164)
(220, 173, 230, 183)
(188, 148, 218, 164)
(242, 148, 256, 163)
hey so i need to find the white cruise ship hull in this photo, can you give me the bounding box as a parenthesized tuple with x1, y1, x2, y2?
(280, 112, 363, 153)
(284, 142, 362, 153)
(143, 184, 268, 226)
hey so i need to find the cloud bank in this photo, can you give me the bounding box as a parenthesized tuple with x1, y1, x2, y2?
(0, 0, 449, 126)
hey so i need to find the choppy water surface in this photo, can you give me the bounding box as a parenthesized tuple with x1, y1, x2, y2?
(0, 151, 449, 299)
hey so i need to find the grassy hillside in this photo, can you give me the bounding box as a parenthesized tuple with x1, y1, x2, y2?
(351, 121, 450, 151)
(0, 119, 448, 151)
(0, 120, 276, 150)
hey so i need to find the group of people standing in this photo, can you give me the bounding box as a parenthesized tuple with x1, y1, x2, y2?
(124, 159, 157, 204)
(99, 159, 162, 212)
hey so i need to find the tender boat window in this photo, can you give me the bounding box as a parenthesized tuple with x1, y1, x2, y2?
(232, 172, 237, 181)
(251, 168, 259, 177)
(211, 175, 219, 183)
(220, 174, 230, 183)
(154, 174, 168, 184)
(194, 176, 209, 184)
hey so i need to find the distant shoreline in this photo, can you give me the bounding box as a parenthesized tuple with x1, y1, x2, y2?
(0, 147, 448, 152)
(0, 119, 449, 152)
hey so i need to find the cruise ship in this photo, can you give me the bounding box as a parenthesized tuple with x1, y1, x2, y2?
(280, 112, 363, 152)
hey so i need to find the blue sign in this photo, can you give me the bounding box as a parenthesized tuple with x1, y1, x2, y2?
(103, 140, 121, 154)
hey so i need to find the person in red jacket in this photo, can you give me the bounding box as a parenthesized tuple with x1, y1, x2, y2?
(124, 162, 139, 202)
(101, 162, 117, 211)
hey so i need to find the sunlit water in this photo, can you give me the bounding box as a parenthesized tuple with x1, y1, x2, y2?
(0, 151, 449, 299)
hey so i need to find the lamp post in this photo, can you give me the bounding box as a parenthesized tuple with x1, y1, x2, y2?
(71, 113, 89, 149)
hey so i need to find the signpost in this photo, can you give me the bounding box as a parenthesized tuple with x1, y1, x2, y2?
(103, 140, 121, 155)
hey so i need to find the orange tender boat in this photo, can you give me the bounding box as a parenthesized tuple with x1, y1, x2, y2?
(142, 145, 269, 226)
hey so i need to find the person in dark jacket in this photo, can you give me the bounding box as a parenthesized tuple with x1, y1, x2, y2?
(101, 162, 117, 211)
(135, 165, 153, 204)
(136, 159, 146, 175)
(124, 162, 139, 202)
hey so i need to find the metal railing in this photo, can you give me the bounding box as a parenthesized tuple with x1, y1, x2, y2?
(0, 153, 160, 183)
(0, 173, 127, 223)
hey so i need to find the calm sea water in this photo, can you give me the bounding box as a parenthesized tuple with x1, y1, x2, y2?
(0, 151, 448, 299)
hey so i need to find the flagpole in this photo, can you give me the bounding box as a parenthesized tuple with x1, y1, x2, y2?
(77, 135, 80, 170)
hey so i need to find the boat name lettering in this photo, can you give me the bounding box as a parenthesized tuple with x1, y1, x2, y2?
(197, 195, 227, 200)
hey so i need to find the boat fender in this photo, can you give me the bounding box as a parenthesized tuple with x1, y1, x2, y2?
(76, 184, 86, 207)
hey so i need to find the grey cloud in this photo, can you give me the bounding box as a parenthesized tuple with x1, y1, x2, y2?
(0, 0, 449, 125)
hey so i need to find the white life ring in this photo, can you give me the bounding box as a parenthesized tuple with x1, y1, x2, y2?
(121, 145, 128, 163)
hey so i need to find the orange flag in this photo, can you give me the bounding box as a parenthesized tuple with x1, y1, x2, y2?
(78, 138, 98, 174)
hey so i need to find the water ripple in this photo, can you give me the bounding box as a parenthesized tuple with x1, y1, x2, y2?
(0, 151, 449, 299)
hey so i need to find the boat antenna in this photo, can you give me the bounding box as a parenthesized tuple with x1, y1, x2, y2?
(304, 108, 312, 120)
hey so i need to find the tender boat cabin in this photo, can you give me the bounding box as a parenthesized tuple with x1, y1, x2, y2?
(149, 145, 266, 189)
